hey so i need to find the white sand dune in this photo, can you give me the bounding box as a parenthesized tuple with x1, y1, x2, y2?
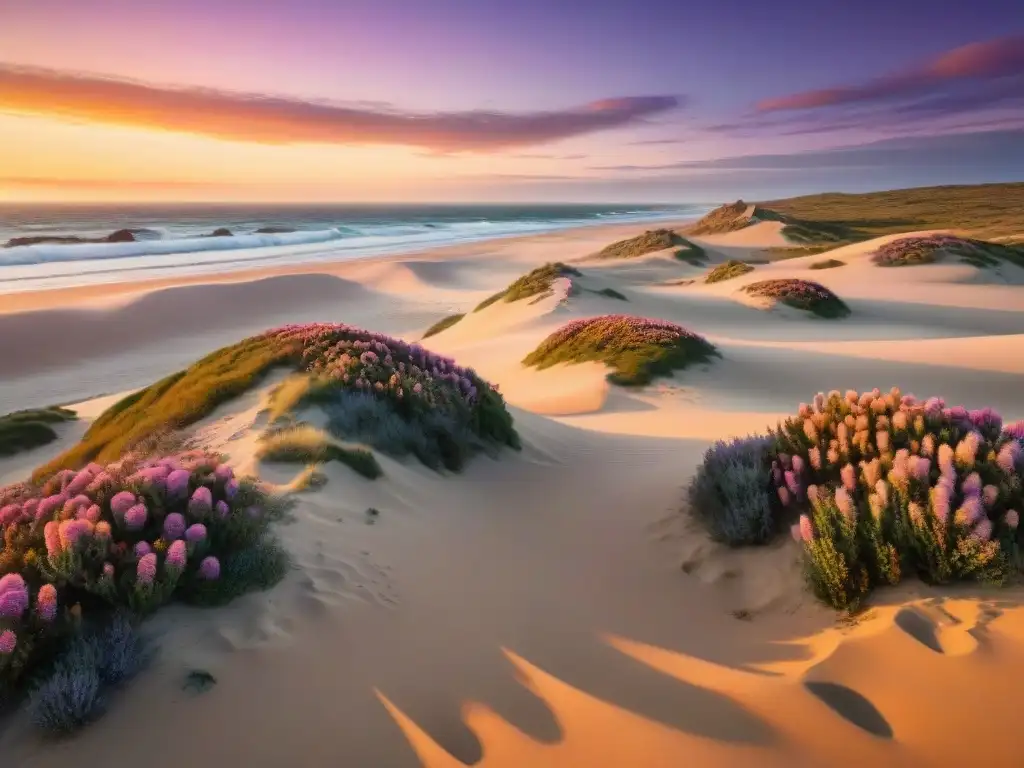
(2, 217, 1024, 767)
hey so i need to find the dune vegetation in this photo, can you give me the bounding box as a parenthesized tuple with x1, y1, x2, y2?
(705, 260, 754, 283)
(595, 229, 687, 259)
(743, 279, 850, 318)
(0, 451, 291, 731)
(672, 240, 707, 265)
(809, 258, 846, 270)
(474, 262, 581, 311)
(522, 314, 718, 386)
(36, 324, 518, 478)
(690, 389, 1024, 610)
(422, 313, 465, 338)
(0, 408, 77, 458)
(871, 234, 1024, 268)
(257, 424, 382, 479)
(687, 201, 751, 235)
(591, 287, 628, 300)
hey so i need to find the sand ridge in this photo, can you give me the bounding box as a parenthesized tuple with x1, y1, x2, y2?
(1, 217, 1024, 767)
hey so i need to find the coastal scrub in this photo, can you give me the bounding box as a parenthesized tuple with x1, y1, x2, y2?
(37, 323, 519, 477)
(522, 314, 718, 386)
(474, 262, 581, 311)
(0, 407, 77, 458)
(705, 260, 754, 283)
(743, 279, 850, 318)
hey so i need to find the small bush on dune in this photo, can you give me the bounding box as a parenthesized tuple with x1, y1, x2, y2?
(523, 314, 718, 386)
(474, 263, 581, 312)
(592, 287, 628, 300)
(872, 234, 1024, 268)
(705, 260, 754, 284)
(743, 279, 850, 318)
(257, 424, 382, 479)
(688, 436, 776, 545)
(0, 450, 290, 717)
(691, 388, 1024, 610)
(687, 201, 750, 236)
(38, 323, 518, 478)
(423, 313, 465, 338)
(673, 240, 707, 265)
(597, 229, 685, 259)
(809, 258, 846, 270)
(0, 408, 77, 458)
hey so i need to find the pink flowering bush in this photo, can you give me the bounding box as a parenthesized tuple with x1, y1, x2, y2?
(39, 323, 518, 478)
(522, 314, 718, 386)
(743, 279, 850, 318)
(871, 234, 1024, 268)
(769, 389, 1024, 608)
(0, 450, 290, 712)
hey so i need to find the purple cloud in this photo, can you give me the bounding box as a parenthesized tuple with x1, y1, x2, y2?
(757, 35, 1024, 112)
(0, 64, 680, 152)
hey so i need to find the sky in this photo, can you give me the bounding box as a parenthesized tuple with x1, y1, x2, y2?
(1, 0, 1023, 203)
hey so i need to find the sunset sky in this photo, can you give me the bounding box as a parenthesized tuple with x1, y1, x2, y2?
(2, 0, 1023, 203)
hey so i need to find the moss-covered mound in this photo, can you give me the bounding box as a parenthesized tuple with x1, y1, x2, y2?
(871, 234, 1024, 268)
(37, 324, 519, 477)
(522, 314, 718, 386)
(705, 260, 754, 283)
(422, 313, 465, 338)
(743, 279, 850, 318)
(0, 407, 77, 458)
(595, 229, 687, 259)
(475, 262, 581, 311)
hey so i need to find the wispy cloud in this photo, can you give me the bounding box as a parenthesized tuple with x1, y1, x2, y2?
(591, 129, 1024, 173)
(0, 64, 679, 152)
(757, 35, 1024, 112)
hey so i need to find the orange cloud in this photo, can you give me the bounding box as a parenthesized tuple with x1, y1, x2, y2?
(0, 64, 679, 151)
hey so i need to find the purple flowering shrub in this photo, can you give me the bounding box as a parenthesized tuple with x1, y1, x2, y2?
(522, 314, 718, 386)
(770, 389, 1024, 609)
(38, 323, 518, 478)
(0, 450, 290, 705)
(871, 235, 1024, 268)
(743, 279, 850, 318)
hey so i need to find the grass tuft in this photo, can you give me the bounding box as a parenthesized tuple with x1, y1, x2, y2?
(258, 424, 383, 479)
(474, 262, 581, 311)
(422, 313, 465, 338)
(809, 259, 846, 270)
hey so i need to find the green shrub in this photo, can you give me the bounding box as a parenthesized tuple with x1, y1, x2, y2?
(522, 314, 718, 386)
(596, 229, 684, 259)
(0, 408, 77, 458)
(474, 263, 581, 311)
(705, 260, 754, 283)
(257, 424, 382, 479)
(809, 259, 846, 270)
(592, 287, 628, 300)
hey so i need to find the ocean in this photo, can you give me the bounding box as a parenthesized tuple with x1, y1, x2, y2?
(0, 203, 711, 294)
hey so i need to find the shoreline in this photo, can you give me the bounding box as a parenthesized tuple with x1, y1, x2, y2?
(0, 218, 697, 315)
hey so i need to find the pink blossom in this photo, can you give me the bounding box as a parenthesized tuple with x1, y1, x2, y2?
(125, 503, 148, 531)
(163, 512, 186, 540)
(931, 484, 952, 523)
(921, 434, 935, 456)
(134, 541, 152, 558)
(962, 472, 982, 497)
(1007, 510, 1020, 530)
(0, 630, 15, 654)
(189, 486, 213, 516)
(58, 518, 93, 549)
(0, 574, 29, 619)
(185, 523, 207, 543)
(777, 486, 791, 507)
(215, 500, 230, 519)
(165, 540, 187, 571)
(44, 520, 62, 558)
(167, 469, 191, 498)
(136, 553, 158, 585)
(808, 447, 822, 470)
(103, 562, 115, 579)
(799, 514, 814, 542)
(807, 484, 819, 504)
(95, 521, 111, 539)
(997, 442, 1021, 474)
(225, 479, 239, 499)
(892, 411, 908, 431)
(972, 517, 993, 542)
(199, 556, 221, 580)
(835, 488, 856, 522)
(110, 491, 136, 517)
(840, 463, 856, 492)
(1004, 421, 1024, 440)
(36, 584, 58, 622)
(909, 502, 925, 525)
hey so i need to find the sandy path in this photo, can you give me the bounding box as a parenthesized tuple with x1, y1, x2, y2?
(2, 219, 1024, 767)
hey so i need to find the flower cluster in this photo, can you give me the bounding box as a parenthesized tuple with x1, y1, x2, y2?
(743, 279, 850, 318)
(769, 389, 1024, 608)
(523, 314, 718, 386)
(0, 450, 280, 690)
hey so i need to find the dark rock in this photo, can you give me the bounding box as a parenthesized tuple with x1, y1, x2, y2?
(208, 228, 234, 237)
(255, 226, 296, 234)
(106, 229, 136, 242)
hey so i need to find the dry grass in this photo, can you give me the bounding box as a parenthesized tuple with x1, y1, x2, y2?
(595, 229, 685, 259)
(809, 258, 846, 270)
(705, 260, 754, 283)
(422, 313, 465, 338)
(258, 424, 382, 479)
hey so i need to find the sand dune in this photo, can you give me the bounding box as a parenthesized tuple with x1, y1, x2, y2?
(2, 216, 1024, 767)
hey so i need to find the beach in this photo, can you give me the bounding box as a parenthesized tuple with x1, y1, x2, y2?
(3, 207, 1024, 767)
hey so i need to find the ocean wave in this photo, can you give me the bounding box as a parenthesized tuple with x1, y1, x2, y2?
(0, 229, 347, 266)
